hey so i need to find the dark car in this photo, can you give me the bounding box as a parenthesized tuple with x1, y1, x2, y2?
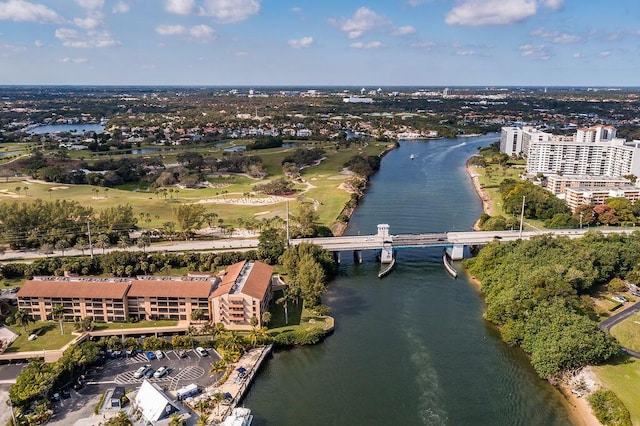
(144, 368, 155, 379)
(145, 351, 156, 361)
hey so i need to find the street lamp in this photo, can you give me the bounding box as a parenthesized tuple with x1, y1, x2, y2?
(519, 196, 526, 238)
(579, 212, 583, 230)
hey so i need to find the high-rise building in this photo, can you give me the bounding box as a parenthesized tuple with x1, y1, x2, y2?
(500, 125, 640, 178)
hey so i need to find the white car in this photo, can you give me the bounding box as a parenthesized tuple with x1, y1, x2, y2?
(612, 295, 627, 303)
(133, 365, 150, 379)
(155, 350, 164, 359)
(153, 366, 168, 378)
(195, 347, 208, 357)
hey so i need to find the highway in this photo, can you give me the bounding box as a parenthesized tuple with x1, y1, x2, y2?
(0, 227, 637, 262)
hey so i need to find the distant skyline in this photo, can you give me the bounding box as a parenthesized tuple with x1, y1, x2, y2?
(1, 0, 639, 86)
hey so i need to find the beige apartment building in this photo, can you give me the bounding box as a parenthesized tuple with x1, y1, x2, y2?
(17, 261, 275, 330)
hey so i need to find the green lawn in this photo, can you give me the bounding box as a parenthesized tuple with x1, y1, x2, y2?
(5, 321, 77, 352)
(92, 319, 178, 331)
(0, 140, 389, 234)
(610, 312, 640, 352)
(266, 289, 331, 333)
(593, 358, 640, 425)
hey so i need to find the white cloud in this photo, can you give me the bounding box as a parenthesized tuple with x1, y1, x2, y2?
(540, 0, 563, 10)
(456, 50, 476, 55)
(75, 0, 103, 9)
(288, 36, 313, 48)
(156, 24, 217, 42)
(573, 52, 585, 58)
(234, 51, 247, 56)
(350, 40, 383, 49)
(0, 0, 62, 23)
(530, 28, 581, 44)
(189, 24, 216, 42)
(112, 1, 129, 14)
(201, 0, 260, 24)
(58, 56, 88, 63)
(55, 27, 120, 48)
(34, 39, 43, 47)
(410, 40, 436, 49)
(519, 43, 550, 60)
(446, 0, 537, 26)
(0, 43, 26, 52)
(155, 24, 186, 35)
(391, 25, 416, 36)
(74, 15, 101, 29)
(331, 7, 389, 39)
(600, 51, 611, 57)
(165, 0, 195, 15)
(406, 0, 429, 6)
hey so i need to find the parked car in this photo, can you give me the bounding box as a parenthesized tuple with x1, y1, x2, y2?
(195, 347, 208, 357)
(612, 295, 627, 303)
(134, 365, 150, 379)
(144, 368, 155, 379)
(145, 351, 156, 361)
(177, 350, 187, 358)
(155, 350, 164, 359)
(154, 366, 168, 378)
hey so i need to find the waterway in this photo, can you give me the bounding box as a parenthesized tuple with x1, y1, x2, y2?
(27, 123, 105, 135)
(244, 134, 573, 425)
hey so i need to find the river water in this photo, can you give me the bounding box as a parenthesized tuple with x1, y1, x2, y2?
(244, 135, 572, 425)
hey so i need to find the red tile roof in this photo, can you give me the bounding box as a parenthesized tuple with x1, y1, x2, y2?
(17, 278, 130, 299)
(128, 279, 214, 298)
(210, 261, 272, 300)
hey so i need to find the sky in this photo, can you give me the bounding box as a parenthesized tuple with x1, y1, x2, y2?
(1, 0, 640, 86)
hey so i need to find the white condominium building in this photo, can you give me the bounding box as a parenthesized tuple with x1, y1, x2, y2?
(500, 125, 640, 177)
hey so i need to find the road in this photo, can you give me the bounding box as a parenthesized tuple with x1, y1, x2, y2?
(600, 301, 640, 359)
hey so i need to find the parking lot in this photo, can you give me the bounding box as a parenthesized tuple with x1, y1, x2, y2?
(87, 348, 221, 392)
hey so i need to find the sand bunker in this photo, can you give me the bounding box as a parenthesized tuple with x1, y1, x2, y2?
(50, 186, 69, 191)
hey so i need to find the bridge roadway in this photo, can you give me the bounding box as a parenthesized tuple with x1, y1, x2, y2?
(291, 228, 637, 252)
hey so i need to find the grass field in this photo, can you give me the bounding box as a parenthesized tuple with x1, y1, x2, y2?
(0, 141, 390, 232)
(610, 312, 640, 352)
(5, 321, 77, 352)
(593, 358, 640, 425)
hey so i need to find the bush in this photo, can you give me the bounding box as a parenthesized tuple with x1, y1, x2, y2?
(587, 390, 631, 426)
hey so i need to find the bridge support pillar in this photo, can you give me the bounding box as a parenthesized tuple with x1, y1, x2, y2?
(380, 246, 394, 264)
(333, 252, 341, 264)
(353, 250, 363, 264)
(446, 244, 465, 261)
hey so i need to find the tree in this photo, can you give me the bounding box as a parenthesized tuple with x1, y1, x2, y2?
(94, 233, 111, 254)
(101, 411, 132, 426)
(257, 228, 287, 264)
(277, 287, 297, 326)
(74, 315, 94, 332)
(212, 392, 225, 416)
(261, 311, 272, 327)
(55, 239, 70, 256)
(168, 414, 186, 426)
(74, 237, 89, 255)
(195, 414, 210, 426)
(191, 308, 204, 323)
(117, 236, 130, 250)
(210, 359, 227, 378)
(172, 204, 205, 240)
(14, 308, 33, 332)
(52, 304, 65, 335)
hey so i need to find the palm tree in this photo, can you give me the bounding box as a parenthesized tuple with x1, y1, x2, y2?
(52, 304, 65, 335)
(74, 237, 88, 256)
(209, 359, 227, 378)
(14, 308, 33, 332)
(117, 236, 130, 250)
(14, 186, 21, 196)
(168, 414, 186, 426)
(212, 392, 225, 416)
(194, 399, 209, 415)
(95, 233, 110, 254)
(195, 414, 209, 426)
(55, 239, 70, 256)
(277, 287, 297, 325)
(22, 186, 28, 196)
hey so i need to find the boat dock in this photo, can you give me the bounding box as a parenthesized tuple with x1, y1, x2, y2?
(210, 344, 273, 423)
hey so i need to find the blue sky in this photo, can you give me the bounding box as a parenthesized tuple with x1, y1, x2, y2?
(1, 0, 639, 86)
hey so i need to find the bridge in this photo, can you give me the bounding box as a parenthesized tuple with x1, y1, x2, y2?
(291, 224, 636, 266)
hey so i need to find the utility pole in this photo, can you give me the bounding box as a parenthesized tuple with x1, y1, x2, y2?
(579, 212, 583, 230)
(519, 196, 526, 238)
(87, 219, 94, 259)
(286, 200, 290, 245)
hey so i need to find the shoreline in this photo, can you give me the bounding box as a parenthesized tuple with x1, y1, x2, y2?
(465, 161, 497, 231)
(464, 271, 601, 426)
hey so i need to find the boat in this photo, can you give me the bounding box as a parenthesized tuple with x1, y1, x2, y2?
(219, 407, 253, 426)
(410, 154, 415, 160)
